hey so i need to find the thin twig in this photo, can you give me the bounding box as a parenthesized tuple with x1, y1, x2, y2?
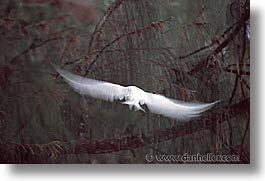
(7, 99, 249, 162)
(10, 36, 62, 64)
(84, 18, 172, 75)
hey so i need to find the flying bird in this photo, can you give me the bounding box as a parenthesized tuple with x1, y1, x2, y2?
(54, 66, 219, 120)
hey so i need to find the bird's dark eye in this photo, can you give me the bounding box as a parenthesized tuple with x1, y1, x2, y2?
(139, 100, 145, 105)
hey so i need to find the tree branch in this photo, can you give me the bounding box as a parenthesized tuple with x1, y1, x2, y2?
(67, 98, 249, 155)
(187, 9, 250, 75)
(3, 98, 249, 163)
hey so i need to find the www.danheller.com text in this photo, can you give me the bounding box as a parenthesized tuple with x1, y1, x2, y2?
(145, 153, 240, 163)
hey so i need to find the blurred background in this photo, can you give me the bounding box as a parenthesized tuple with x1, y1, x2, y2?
(0, 0, 249, 163)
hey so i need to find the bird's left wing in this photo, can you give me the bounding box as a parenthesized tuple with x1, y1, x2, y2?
(54, 66, 127, 102)
(144, 92, 219, 120)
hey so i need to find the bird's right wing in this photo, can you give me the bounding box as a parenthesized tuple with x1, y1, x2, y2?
(55, 66, 128, 102)
(144, 92, 219, 120)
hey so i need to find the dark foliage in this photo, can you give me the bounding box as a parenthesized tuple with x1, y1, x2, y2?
(0, 0, 249, 163)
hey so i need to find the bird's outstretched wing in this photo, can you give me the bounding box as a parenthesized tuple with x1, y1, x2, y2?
(55, 66, 127, 102)
(144, 93, 219, 120)
(53, 65, 219, 120)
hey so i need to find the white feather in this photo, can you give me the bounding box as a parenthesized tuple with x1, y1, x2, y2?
(55, 66, 219, 120)
(55, 67, 127, 102)
(144, 93, 219, 119)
